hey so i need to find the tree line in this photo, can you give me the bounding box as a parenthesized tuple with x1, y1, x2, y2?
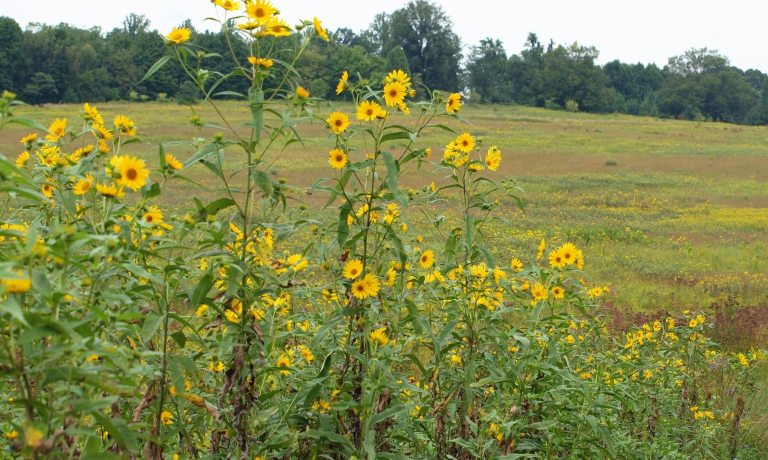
(1, 0, 767, 125)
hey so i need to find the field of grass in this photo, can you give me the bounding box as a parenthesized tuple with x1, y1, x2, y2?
(2, 101, 767, 345)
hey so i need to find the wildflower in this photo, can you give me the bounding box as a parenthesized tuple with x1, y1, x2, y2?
(165, 154, 183, 170)
(384, 69, 411, 89)
(196, 304, 208, 316)
(143, 206, 164, 225)
(46, 118, 67, 142)
(369, 326, 389, 346)
(296, 86, 310, 99)
(160, 410, 173, 425)
(449, 353, 463, 366)
(15, 151, 30, 168)
(208, 360, 225, 372)
(20, 133, 38, 145)
(383, 81, 406, 107)
(214, 0, 241, 11)
(328, 148, 347, 169)
(112, 155, 150, 191)
(41, 182, 55, 198)
(356, 100, 386, 121)
(342, 259, 363, 280)
(313, 17, 330, 42)
(114, 115, 136, 136)
(93, 123, 113, 140)
(166, 27, 191, 44)
(336, 70, 349, 95)
(246, 0, 276, 25)
(24, 426, 44, 449)
(82, 103, 103, 125)
(2, 273, 31, 294)
(536, 239, 546, 259)
(326, 111, 350, 134)
(453, 133, 475, 153)
(531, 283, 548, 301)
(276, 352, 292, 375)
(258, 17, 291, 37)
(96, 182, 125, 199)
(248, 56, 273, 68)
(312, 399, 331, 413)
(351, 273, 380, 300)
(485, 146, 502, 171)
(511, 258, 523, 272)
(558, 242, 579, 266)
(551, 286, 565, 299)
(469, 263, 488, 279)
(73, 174, 94, 195)
(548, 248, 566, 269)
(286, 253, 309, 271)
(446, 92, 462, 113)
(419, 250, 435, 269)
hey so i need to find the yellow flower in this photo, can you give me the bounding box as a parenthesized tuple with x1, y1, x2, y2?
(313, 17, 330, 42)
(2, 273, 31, 294)
(296, 86, 310, 99)
(419, 250, 435, 269)
(214, 0, 241, 11)
(93, 123, 113, 140)
(552, 286, 565, 299)
(558, 242, 579, 266)
(312, 399, 331, 413)
(165, 153, 183, 170)
(511, 258, 523, 272)
(276, 352, 292, 375)
(112, 155, 150, 191)
(166, 27, 191, 44)
(160, 410, 173, 425)
(24, 425, 44, 449)
(485, 146, 502, 171)
(82, 103, 103, 125)
(246, 0, 276, 24)
(342, 258, 363, 279)
(15, 150, 30, 168)
(257, 17, 291, 37)
(336, 70, 349, 95)
(453, 133, 475, 153)
(46, 118, 67, 142)
(41, 182, 55, 198)
(19, 133, 38, 145)
(531, 283, 548, 301)
(96, 182, 125, 199)
(369, 326, 389, 346)
(208, 360, 225, 372)
(446, 92, 462, 114)
(286, 253, 308, 271)
(351, 273, 380, 300)
(73, 174, 94, 195)
(196, 304, 208, 316)
(328, 148, 347, 170)
(356, 100, 386, 121)
(143, 206, 164, 225)
(248, 56, 273, 68)
(548, 248, 566, 269)
(326, 111, 350, 134)
(384, 69, 411, 89)
(114, 115, 136, 136)
(383, 81, 406, 107)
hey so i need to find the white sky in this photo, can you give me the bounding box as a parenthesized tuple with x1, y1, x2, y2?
(4, 0, 768, 72)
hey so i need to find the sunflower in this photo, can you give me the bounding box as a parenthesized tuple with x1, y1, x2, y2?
(41, 183, 55, 198)
(96, 182, 125, 199)
(246, 0, 276, 25)
(166, 27, 191, 44)
(15, 151, 30, 168)
(113, 155, 149, 191)
(93, 123, 113, 140)
(46, 118, 67, 142)
(143, 206, 164, 225)
(257, 17, 291, 37)
(356, 100, 386, 121)
(276, 352, 292, 375)
(73, 175, 93, 195)
(1, 273, 31, 294)
(296, 86, 310, 99)
(336, 70, 349, 95)
(453, 133, 475, 153)
(446, 93, 462, 114)
(531, 282, 548, 301)
(558, 242, 578, 266)
(82, 103, 103, 125)
(419, 250, 435, 269)
(214, 0, 241, 11)
(160, 411, 173, 426)
(313, 17, 330, 42)
(548, 248, 566, 269)
(551, 286, 565, 299)
(164, 154, 183, 170)
(511, 257, 523, 272)
(326, 111, 350, 134)
(248, 56, 273, 68)
(485, 146, 502, 171)
(369, 326, 389, 346)
(328, 148, 347, 169)
(342, 259, 363, 279)
(19, 133, 38, 145)
(114, 115, 136, 136)
(383, 81, 406, 107)
(384, 69, 411, 89)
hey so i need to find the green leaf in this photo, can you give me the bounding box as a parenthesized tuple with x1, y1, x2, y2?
(7, 117, 48, 132)
(141, 312, 165, 342)
(0, 298, 27, 325)
(382, 151, 406, 205)
(337, 202, 351, 248)
(140, 55, 171, 83)
(190, 273, 213, 306)
(380, 130, 412, 144)
(184, 143, 219, 167)
(252, 169, 273, 197)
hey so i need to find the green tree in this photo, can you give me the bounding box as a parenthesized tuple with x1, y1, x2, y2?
(466, 38, 512, 103)
(0, 17, 26, 93)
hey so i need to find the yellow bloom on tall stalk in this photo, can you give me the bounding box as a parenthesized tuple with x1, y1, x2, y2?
(46, 118, 67, 142)
(41, 182, 55, 198)
(536, 239, 546, 259)
(296, 86, 310, 99)
(19, 133, 38, 145)
(350, 273, 380, 300)
(328, 148, 347, 169)
(342, 258, 363, 280)
(1, 273, 31, 294)
(96, 182, 125, 199)
(93, 123, 113, 141)
(549, 248, 566, 269)
(114, 115, 136, 136)
(313, 17, 330, 42)
(15, 151, 30, 168)
(531, 282, 548, 301)
(384, 69, 411, 90)
(73, 174, 94, 195)
(143, 206, 164, 225)
(336, 70, 349, 95)
(369, 327, 389, 346)
(453, 133, 475, 153)
(164, 153, 183, 170)
(112, 155, 149, 191)
(246, 0, 276, 24)
(214, 0, 241, 11)
(258, 17, 291, 37)
(166, 27, 191, 44)
(356, 100, 386, 121)
(248, 56, 273, 68)
(160, 410, 173, 425)
(82, 103, 103, 125)
(446, 92, 462, 114)
(419, 250, 435, 269)
(326, 111, 350, 134)
(552, 286, 565, 299)
(383, 81, 406, 107)
(485, 146, 502, 171)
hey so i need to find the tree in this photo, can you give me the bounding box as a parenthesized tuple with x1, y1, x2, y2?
(0, 17, 26, 93)
(22, 72, 58, 104)
(467, 38, 511, 103)
(667, 48, 729, 76)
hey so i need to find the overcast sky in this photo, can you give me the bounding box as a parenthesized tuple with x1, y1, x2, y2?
(4, 0, 768, 72)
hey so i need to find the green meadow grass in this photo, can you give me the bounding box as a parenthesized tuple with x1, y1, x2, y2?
(2, 101, 767, 326)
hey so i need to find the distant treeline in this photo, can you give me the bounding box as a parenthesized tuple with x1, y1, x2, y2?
(1, 0, 767, 125)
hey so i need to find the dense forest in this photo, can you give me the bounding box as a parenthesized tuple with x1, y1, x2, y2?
(1, 0, 767, 125)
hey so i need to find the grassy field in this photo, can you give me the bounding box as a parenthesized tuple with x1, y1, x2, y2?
(2, 101, 767, 345)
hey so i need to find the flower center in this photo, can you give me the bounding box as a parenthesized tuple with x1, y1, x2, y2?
(126, 168, 138, 180)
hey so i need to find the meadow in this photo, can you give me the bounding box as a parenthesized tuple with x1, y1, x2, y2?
(3, 101, 766, 347)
